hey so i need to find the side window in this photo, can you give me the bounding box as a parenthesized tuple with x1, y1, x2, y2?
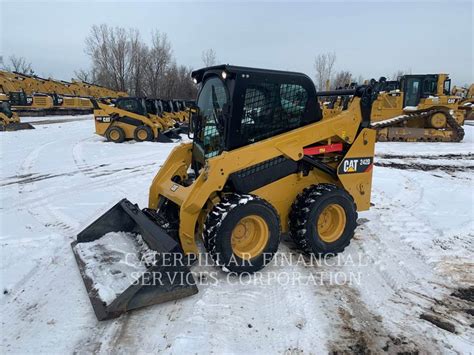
(118, 99, 144, 115)
(444, 79, 451, 95)
(240, 82, 308, 144)
(422, 78, 437, 96)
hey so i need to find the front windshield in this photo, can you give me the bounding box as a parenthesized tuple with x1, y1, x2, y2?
(195, 76, 228, 158)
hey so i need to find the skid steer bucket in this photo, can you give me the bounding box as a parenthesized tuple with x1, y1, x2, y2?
(71, 199, 198, 321)
(0, 122, 35, 131)
(162, 127, 182, 139)
(156, 133, 174, 143)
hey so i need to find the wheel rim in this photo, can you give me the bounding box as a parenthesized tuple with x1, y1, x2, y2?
(317, 204, 346, 243)
(110, 130, 120, 141)
(137, 129, 148, 140)
(231, 215, 269, 259)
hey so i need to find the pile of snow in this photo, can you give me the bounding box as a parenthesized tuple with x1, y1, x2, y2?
(74, 232, 148, 305)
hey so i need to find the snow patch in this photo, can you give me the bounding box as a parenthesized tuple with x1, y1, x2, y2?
(74, 232, 148, 305)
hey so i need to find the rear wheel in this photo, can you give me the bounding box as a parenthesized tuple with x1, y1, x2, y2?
(106, 126, 125, 143)
(134, 125, 154, 142)
(203, 194, 280, 273)
(289, 184, 357, 256)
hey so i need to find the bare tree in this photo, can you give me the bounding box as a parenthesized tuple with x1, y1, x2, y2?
(2, 55, 34, 74)
(314, 52, 336, 91)
(332, 70, 352, 89)
(85, 24, 134, 92)
(201, 48, 217, 67)
(81, 24, 197, 99)
(74, 69, 93, 82)
(127, 28, 149, 96)
(391, 70, 405, 81)
(144, 31, 173, 98)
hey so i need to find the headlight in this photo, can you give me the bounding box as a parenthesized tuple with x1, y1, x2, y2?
(222, 71, 227, 80)
(193, 78, 198, 84)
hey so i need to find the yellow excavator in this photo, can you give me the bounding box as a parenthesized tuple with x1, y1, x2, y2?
(72, 65, 377, 320)
(371, 74, 465, 142)
(0, 94, 34, 131)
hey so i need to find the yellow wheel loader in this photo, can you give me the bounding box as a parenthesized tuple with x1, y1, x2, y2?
(93, 97, 178, 143)
(72, 65, 376, 321)
(0, 94, 34, 131)
(371, 74, 465, 142)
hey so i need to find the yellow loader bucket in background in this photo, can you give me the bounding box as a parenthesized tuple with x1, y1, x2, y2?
(71, 199, 198, 321)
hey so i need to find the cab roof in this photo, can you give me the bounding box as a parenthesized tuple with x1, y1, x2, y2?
(191, 64, 315, 86)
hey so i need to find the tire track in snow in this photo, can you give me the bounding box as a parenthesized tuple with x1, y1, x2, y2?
(353, 178, 472, 351)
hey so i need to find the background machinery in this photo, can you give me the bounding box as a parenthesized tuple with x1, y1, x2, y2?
(0, 93, 34, 131)
(93, 97, 185, 143)
(72, 65, 376, 320)
(453, 84, 474, 121)
(0, 70, 127, 116)
(371, 74, 465, 142)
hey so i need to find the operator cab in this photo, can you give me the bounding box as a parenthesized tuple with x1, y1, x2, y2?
(191, 65, 321, 163)
(115, 97, 148, 116)
(401, 74, 450, 107)
(0, 100, 13, 118)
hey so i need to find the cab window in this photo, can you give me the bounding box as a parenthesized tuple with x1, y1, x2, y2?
(422, 78, 437, 96)
(444, 79, 451, 95)
(240, 83, 308, 145)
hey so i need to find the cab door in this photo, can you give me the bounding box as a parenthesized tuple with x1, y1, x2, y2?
(403, 77, 422, 107)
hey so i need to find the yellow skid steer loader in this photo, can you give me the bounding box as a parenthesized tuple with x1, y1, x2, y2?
(0, 94, 34, 131)
(72, 65, 376, 320)
(93, 97, 179, 143)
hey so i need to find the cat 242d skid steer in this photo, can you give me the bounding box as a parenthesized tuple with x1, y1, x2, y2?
(72, 65, 377, 320)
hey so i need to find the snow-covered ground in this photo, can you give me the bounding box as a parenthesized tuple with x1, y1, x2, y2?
(1, 115, 473, 354)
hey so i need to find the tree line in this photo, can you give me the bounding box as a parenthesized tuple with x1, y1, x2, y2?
(3, 35, 421, 100)
(74, 24, 198, 99)
(313, 52, 413, 91)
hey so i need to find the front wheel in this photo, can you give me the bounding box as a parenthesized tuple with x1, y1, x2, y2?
(289, 184, 357, 256)
(203, 194, 280, 273)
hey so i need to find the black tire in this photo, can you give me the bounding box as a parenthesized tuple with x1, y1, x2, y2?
(203, 193, 280, 273)
(133, 125, 154, 142)
(105, 126, 125, 143)
(289, 184, 357, 256)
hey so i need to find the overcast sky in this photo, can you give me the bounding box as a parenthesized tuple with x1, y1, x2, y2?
(1, 1, 473, 85)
